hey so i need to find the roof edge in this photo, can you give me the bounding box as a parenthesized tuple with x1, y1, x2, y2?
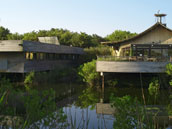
(102, 23, 172, 46)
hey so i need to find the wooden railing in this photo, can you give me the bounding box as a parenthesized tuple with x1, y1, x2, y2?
(97, 56, 172, 62)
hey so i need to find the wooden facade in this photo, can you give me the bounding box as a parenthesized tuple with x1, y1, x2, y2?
(0, 40, 84, 73)
(97, 22, 172, 73)
(102, 23, 172, 57)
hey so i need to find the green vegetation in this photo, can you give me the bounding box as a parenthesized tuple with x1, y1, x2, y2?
(0, 26, 10, 40)
(148, 78, 160, 104)
(75, 87, 99, 110)
(110, 95, 158, 129)
(165, 63, 172, 116)
(0, 26, 106, 48)
(80, 45, 113, 63)
(106, 30, 137, 42)
(0, 78, 67, 128)
(24, 71, 35, 85)
(78, 60, 100, 86)
(0, 25, 138, 48)
(148, 78, 160, 97)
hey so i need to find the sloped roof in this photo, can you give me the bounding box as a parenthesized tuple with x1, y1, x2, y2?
(102, 23, 172, 46)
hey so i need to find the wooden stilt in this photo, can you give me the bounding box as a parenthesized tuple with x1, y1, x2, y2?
(100, 72, 104, 103)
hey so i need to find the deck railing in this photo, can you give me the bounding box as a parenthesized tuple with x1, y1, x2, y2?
(97, 56, 172, 62)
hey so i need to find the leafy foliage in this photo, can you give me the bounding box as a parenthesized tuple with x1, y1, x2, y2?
(166, 63, 172, 77)
(80, 45, 113, 63)
(148, 78, 160, 96)
(106, 30, 137, 42)
(24, 71, 35, 85)
(75, 87, 99, 109)
(0, 26, 10, 40)
(78, 60, 100, 86)
(0, 78, 67, 128)
(166, 63, 172, 116)
(110, 95, 154, 129)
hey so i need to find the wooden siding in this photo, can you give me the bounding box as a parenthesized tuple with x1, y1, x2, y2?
(23, 41, 84, 54)
(0, 40, 84, 73)
(0, 40, 23, 52)
(0, 53, 25, 73)
(0, 51, 81, 73)
(0, 40, 84, 55)
(96, 61, 169, 73)
(117, 25, 172, 56)
(24, 60, 76, 73)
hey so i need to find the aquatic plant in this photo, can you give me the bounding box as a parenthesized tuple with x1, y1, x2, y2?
(148, 78, 160, 100)
(24, 71, 35, 84)
(0, 78, 68, 128)
(75, 87, 99, 110)
(110, 95, 157, 129)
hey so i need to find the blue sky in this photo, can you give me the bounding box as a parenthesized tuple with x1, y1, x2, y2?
(0, 0, 172, 37)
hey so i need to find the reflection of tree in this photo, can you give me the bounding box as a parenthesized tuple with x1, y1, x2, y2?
(75, 87, 99, 110)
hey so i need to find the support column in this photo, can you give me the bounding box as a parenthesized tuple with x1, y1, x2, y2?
(100, 72, 104, 103)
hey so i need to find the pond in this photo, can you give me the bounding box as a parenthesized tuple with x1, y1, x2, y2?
(0, 82, 171, 129)
(34, 83, 171, 129)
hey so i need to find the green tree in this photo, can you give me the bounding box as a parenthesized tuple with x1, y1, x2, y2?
(0, 26, 10, 40)
(91, 34, 105, 46)
(80, 45, 113, 62)
(7, 32, 23, 40)
(22, 31, 38, 41)
(106, 30, 137, 42)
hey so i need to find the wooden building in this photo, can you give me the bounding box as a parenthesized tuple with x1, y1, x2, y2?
(97, 14, 172, 73)
(0, 39, 84, 73)
(102, 23, 172, 58)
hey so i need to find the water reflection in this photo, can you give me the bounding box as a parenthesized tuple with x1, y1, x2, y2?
(28, 83, 172, 128)
(54, 84, 171, 129)
(63, 105, 114, 129)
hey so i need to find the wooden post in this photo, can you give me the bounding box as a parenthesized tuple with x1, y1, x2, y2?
(149, 45, 151, 58)
(100, 72, 104, 103)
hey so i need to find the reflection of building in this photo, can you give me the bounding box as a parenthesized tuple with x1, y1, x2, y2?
(97, 14, 172, 73)
(96, 103, 172, 126)
(0, 37, 84, 73)
(96, 103, 115, 115)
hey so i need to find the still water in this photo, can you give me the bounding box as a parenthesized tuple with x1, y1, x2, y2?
(36, 83, 171, 129)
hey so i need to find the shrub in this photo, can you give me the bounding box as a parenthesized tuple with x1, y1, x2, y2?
(24, 72, 35, 85)
(148, 78, 160, 96)
(78, 60, 100, 86)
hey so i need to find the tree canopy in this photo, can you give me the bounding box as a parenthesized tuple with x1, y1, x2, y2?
(106, 30, 137, 42)
(0, 26, 138, 48)
(0, 26, 10, 40)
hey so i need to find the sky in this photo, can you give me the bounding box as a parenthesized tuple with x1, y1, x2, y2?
(0, 0, 172, 37)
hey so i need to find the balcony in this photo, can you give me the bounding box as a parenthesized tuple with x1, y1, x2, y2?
(96, 56, 171, 73)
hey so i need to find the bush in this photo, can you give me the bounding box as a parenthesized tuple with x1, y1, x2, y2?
(80, 45, 113, 63)
(148, 78, 160, 96)
(78, 60, 100, 86)
(110, 95, 155, 129)
(0, 78, 67, 128)
(24, 72, 35, 85)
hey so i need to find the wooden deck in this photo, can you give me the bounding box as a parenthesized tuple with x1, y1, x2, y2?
(96, 61, 169, 73)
